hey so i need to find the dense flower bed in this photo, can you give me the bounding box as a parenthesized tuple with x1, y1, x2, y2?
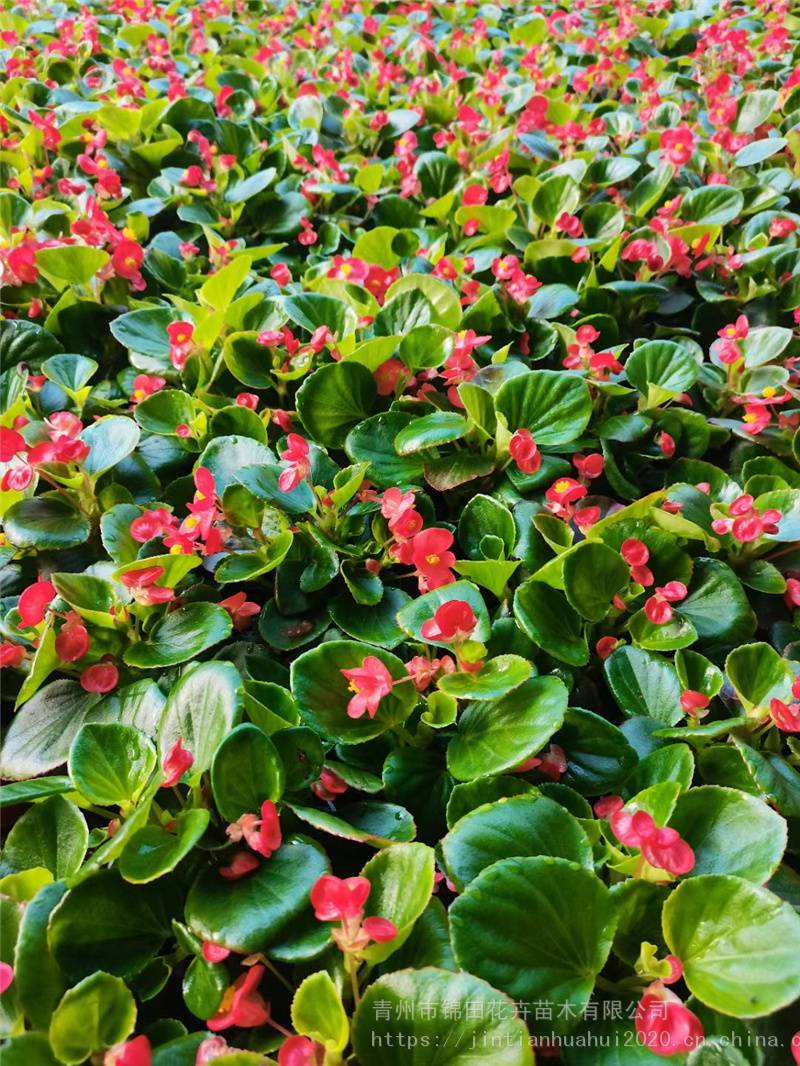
(1, 0, 800, 1062)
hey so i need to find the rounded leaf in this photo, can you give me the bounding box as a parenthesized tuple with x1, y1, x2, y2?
(352, 967, 534, 1066)
(663, 875, 800, 1017)
(447, 676, 568, 781)
(451, 856, 617, 1034)
(495, 370, 592, 447)
(442, 793, 592, 890)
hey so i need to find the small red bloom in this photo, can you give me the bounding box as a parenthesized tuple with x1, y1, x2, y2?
(311, 875, 371, 921)
(621, 539, 649, 567)
(207, 964, 271, 1032)
(55, 615, 90, 662)
(594, 795, 624, 819)
(227, 799, 282, 858)
(509, 429, 541, 474)
(278, 434, 311, 492)
(219, 851, 260, 880)
(18, 578, 56, 627)
(104, 1036, 151, 1066)
(0, 962, 13, 994)
(680, 690, 710, 718)
(202, 942, 231, 963)
(546, 477, 587, 506)
(362, 916, 398, 942)
(218, 591, 260, 631)
(659, 126, 695, 166)
(0, 427, 26, 461)
(770, 698, 800, 732)
(636, 982, 703, 1057)
(278, 1035, 325, 1066)
(80, 661, 118, 694)
(111, 239, 145, 279)
(573, 453, 604, 479)
(162, 737, 194, 786)
(409, 528, 456, 590)
(595, 636, 620, 660)
(420, 600, 477, 642)
(0, 642, 25, 669)
(312, 767, 348, 802)
(340, 656, 394, 719)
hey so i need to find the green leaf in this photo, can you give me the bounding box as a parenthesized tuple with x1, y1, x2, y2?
(663, 875, 800, 1017)
(198, 435, 274, 494)
(198, 255, 251, 312)
(224, 168, 276, 203)
(353, 967, 533, 1065)
(110, 307, 178, 357)
(290, 641, 418, 744)
(725, 642, 793, 715)
(182, 955, 227, 1020)
(296, 362, 376, 447)
(134, 390, 195, 435)
(49, 972, 136, 1065)
(49, 869, 175, 980)
(534, 174, 580, 225)
(359, 842, 436, 963)
(345, 411, 424, 487)
(283, 292, 351, 335)
(605, 647, 683, 724)
(563, 541, 629, 621)
(495, 369, 592, 446)
(13, 881, 68, 1029)
(328, 587, 411, 649)
(681, 187, 744, 225)
(222, 330, 273, 388)
(669, 786, 786, 883)
(458, 495, 516, 559)
(119, 809, 210, 884)
(159, 661, 244, 774)
(447, 676, 567, 781)
(81, 416, 141, 478)
(628, 609, 698, 652)
(394, 411, 470, 455)
(556, 707, 638, 795)
(41, 353, 98, 394)
(288, 800, 415, 846)
(437, 655, 532, 699)
(292, 971, 349, 1052)
(625, 340, 698, 399)
(385, 274, 462, 329)
(4, 494, 91, 550)
(123, 603, 233, 669)
(210, 723, 285, 821)
(0, 777, 73, 807)
(738, 326, 792, 369)
(185, 836, 329, 952)
(2, 795, 87, 879)
(514, 580, 589, 666)
(36, 246, 109, 287)
(68, 723, 156, 807)
(451, 857, 617, 1034)
(442, 793, 592, 890)
(236, 463, 315, 514)
(0, 680, 102, 780)
(736, 89, 778, 132)
(679, 559, 756, 646)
